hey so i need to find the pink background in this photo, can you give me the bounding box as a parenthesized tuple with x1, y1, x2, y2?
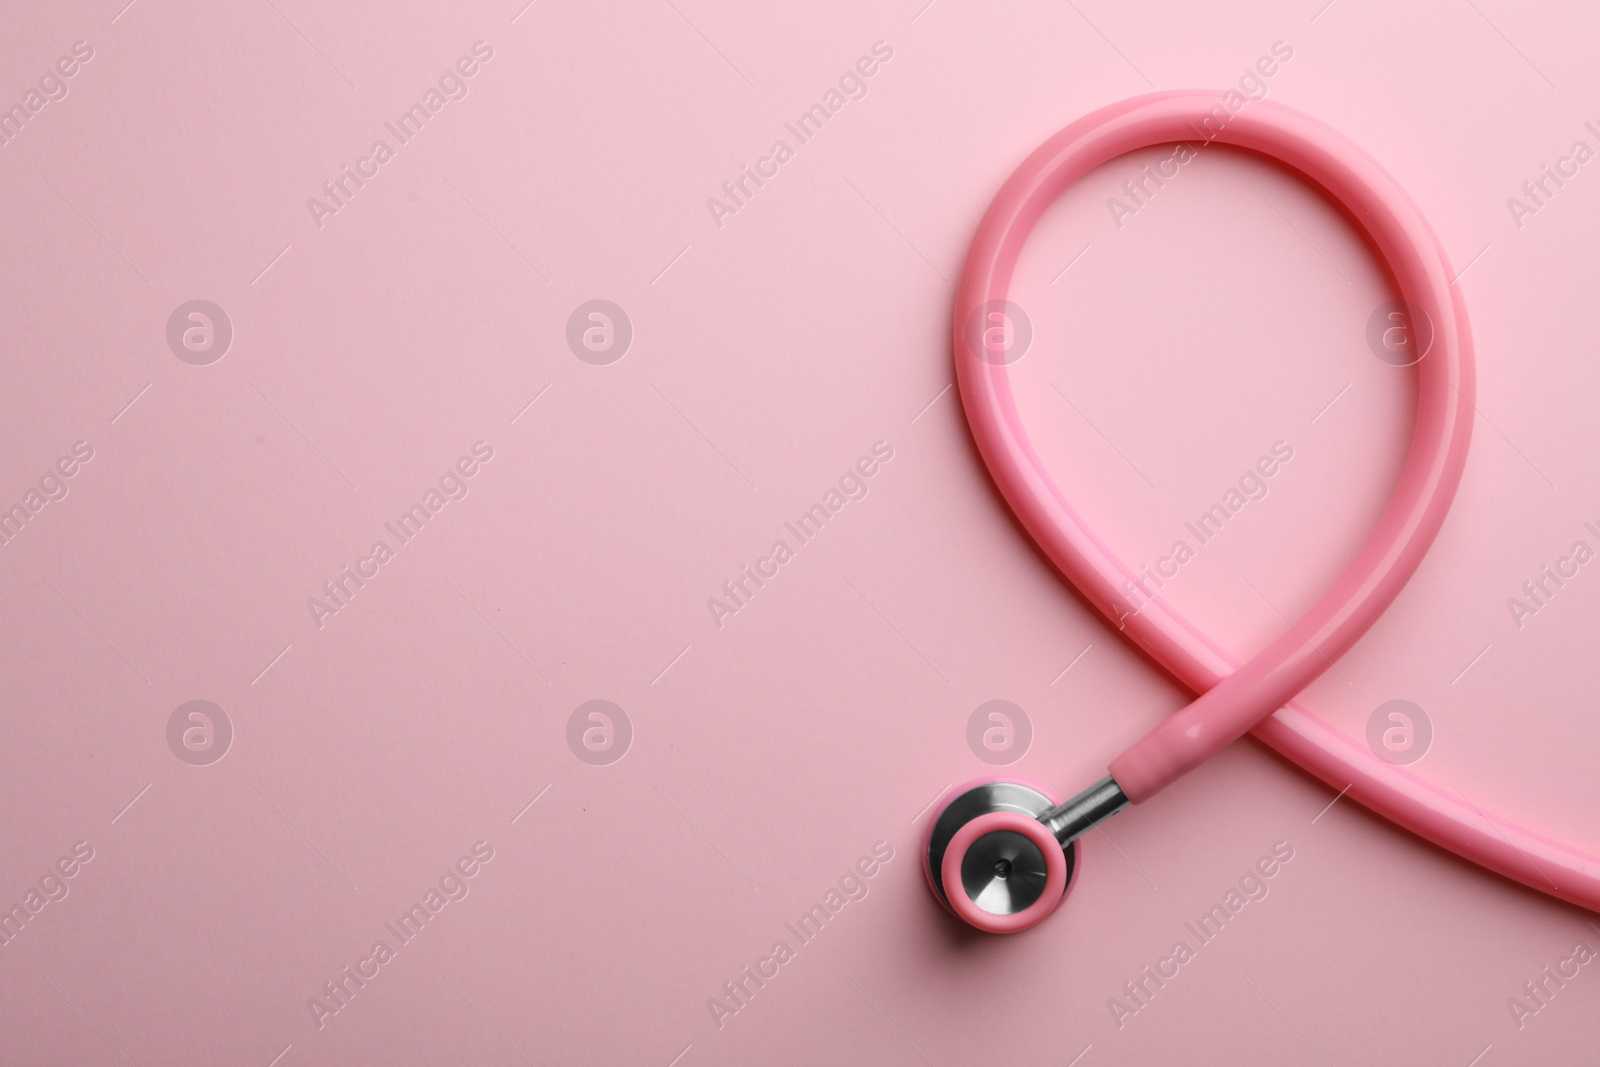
(3, 0, 1599, 1063)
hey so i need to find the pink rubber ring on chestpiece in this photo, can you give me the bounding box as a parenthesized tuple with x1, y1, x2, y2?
(941, 811, 1069, 934)
(956, 91, 1600, 913)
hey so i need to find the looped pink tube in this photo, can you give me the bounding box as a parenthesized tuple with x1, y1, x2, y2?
(956, 91, 1600, 912)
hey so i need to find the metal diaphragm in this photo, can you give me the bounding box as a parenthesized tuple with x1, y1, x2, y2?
(926, 781, 1075, 916)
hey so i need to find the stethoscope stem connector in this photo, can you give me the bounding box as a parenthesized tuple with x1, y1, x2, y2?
(1041, 776, 1131, 846)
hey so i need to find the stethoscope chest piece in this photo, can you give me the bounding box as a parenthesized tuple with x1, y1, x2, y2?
(923, 780, 1078, 933)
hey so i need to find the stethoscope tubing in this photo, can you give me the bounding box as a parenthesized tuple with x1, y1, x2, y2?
(954, 91, 1600, 912)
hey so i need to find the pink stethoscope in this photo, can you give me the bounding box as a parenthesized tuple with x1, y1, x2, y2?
(924, 90, 1600, 932)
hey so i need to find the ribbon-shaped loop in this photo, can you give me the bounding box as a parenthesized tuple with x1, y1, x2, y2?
(955, 91, 1600, 912)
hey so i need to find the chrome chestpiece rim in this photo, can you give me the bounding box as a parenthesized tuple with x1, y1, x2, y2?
(924, 781, 1074, 925)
